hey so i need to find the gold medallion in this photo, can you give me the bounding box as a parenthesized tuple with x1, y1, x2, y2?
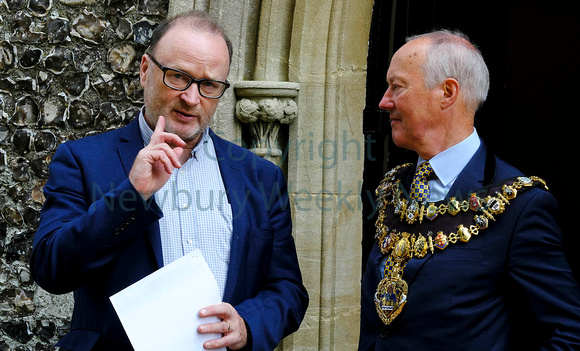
(413, 234, 428, 258)
(448, 197, 461, 215)
(457, 225, 471, 242)
(393, 233, 412, 259)
(502, 184, 517, 199)
(425, 203, 439, 220)
(374, 276, 409, 325)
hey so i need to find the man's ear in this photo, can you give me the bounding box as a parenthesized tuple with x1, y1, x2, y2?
(440, 78, 459, 109)
(139, 55, 149, 87)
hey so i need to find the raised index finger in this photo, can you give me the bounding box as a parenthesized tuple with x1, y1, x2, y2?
(154, 115, 166, 134)
(151, 116, 186, 147)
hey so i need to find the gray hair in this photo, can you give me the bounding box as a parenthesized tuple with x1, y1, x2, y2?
(407, 30, 490, 112)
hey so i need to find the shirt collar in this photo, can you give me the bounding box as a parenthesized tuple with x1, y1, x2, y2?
(137, 108, 210, 160)
(418, 128, 480, 187)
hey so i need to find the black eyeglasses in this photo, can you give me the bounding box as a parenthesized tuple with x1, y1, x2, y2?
(146, 54, 230, 99)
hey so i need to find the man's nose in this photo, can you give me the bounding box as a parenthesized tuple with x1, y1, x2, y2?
(378, 89, 394, 111)
(181, 83, 202, 105)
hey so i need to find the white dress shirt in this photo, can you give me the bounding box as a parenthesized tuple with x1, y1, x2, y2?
(138, 112, 233, 297)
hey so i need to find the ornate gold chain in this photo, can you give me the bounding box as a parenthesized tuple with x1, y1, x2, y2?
(373, 163, 548, 326)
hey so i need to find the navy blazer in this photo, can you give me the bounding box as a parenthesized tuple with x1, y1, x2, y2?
(359, 143, 580, 350)
(31, 119, 308, 350)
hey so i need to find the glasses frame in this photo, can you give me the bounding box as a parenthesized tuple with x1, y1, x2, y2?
(146, 53, 230, 99)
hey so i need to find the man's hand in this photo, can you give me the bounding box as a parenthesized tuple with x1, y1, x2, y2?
(128, 116, 186, 200)
(198, 302, 248, 350)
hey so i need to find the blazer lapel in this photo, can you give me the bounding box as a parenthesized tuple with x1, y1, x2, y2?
(404, 142, 488, 284)
(446, 142, 487, 200)
(117, 119, 164, 269)
(210, 130, 248, 303)
(118, 119, 144, 176)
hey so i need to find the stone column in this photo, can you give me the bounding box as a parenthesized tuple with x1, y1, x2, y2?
(233, 0, 298, 169)
(283, 0, 374, 349)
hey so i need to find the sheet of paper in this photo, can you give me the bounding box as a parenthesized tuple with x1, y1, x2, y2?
(110, 250, 225, 351)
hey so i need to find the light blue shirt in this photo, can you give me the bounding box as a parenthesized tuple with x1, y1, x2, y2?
(138, 112, 233, 297)
(418, 128, 481, 201)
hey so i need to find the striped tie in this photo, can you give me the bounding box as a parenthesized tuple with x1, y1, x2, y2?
(410, 161, 433, 203)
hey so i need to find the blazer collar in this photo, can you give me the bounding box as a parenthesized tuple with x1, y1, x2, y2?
(446, 142, 488, 199)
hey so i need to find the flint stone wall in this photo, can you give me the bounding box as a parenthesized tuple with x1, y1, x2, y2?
(0, 0, 169, 349)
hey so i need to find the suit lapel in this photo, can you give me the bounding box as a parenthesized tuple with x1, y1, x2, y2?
(210, 130, 248, 303)
(446, 142, 487, 200)
(118, 119, 144, 176)
(117, 119, 164, 269)
(403, 143, 488, 284)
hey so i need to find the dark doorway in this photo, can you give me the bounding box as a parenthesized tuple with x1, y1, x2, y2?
(362, 0, 580, 344)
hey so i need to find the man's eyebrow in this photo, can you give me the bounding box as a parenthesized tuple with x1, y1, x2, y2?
(386, 75, 402, 85)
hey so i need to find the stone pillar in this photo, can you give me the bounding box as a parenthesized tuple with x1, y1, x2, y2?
(283, 0, 373, 349)
(233, 0, 298, 170)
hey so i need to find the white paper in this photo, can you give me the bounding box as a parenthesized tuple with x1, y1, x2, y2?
(110, 250, 225, 351)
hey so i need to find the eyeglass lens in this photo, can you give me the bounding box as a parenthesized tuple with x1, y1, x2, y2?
(163, 69, 226, 98)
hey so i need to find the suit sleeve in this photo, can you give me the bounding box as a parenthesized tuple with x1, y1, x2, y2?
(232, 167, 309, 350)
(508, 189, 580, 348)
(30, 142, 162, 294)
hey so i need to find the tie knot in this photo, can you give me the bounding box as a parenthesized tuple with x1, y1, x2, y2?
(416, 161, 433, 180)
(410, 161, 433, 203)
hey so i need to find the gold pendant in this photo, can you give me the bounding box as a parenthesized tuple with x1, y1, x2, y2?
(457, 224, 472, 242)
(413, 234, 428, 258)
(375, 233, 412, 325)
(405, 201, 419, 224)
(374, 276, 408, 325)
(425, 203, 438, 220)
(502, 184, 517, 199)
(447, 197, 461, 215)
(434, 232, 448, 250)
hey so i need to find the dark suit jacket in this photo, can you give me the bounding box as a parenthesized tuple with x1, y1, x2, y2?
(31, 119, 308, 350)
(359, 143, 580, 350)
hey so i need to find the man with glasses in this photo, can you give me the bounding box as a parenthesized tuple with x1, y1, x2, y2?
(31, 10, 308, 350)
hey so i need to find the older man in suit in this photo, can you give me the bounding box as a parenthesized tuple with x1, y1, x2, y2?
(359, 30, 580, 350)
(31, 10, 308, 350)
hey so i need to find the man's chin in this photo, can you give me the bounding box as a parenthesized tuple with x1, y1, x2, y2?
(172, 127, 205, 145)
(161, 113, 211, 143)
(390, 132, 408, 150)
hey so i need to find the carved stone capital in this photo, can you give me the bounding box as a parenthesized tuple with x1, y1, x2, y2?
(234, 81, 299, 161)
